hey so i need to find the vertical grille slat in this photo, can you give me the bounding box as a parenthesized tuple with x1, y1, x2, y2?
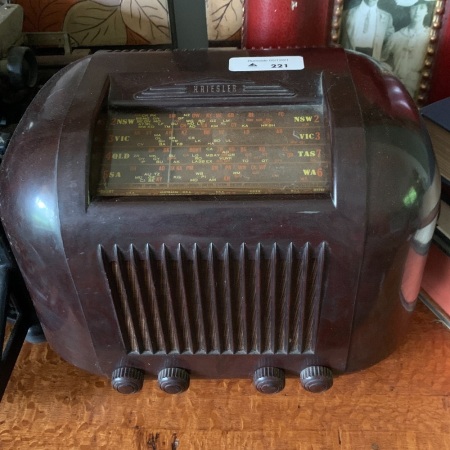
(305, 242, 327, 352)
(113, 245, 139, 353)
(99, 242, 328, 356)
(237, 244, 248, 354)
(221, 243, 234, 354)
(176, 244, 193, 354)
(277, 243, 293, 354)
(263, 244, 277, 354)
(144, 244, 166, 353)
(250, 244, 262, 354)
(290, 243, 310, 354)
(160, 244, 180, 354)
(206, 244, 221, 353)
(129, 245, 153, 353)
(192, 244, 207, 354)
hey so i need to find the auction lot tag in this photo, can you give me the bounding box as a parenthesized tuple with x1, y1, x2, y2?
(229, 56, 304, 72)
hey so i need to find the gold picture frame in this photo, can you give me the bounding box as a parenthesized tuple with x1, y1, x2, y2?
(331, 0, 447, 104)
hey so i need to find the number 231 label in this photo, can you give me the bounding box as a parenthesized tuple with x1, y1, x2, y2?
(229, 56, 304, 72)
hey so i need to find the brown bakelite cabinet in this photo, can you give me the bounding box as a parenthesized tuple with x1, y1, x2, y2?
(0, 49, 440, 395)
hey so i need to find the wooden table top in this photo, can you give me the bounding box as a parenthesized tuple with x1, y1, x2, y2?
(1, 301, 449, 449)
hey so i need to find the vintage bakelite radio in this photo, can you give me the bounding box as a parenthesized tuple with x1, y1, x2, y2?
(0, 48, 440, 395)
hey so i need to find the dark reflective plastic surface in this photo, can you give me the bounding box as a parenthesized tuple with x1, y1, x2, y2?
(0, 49, 440, 391)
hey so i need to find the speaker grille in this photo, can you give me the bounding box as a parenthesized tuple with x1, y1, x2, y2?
(98, 242, 327, 355)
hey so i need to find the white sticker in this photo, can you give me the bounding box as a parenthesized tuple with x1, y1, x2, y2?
(229, 56, 304, 72)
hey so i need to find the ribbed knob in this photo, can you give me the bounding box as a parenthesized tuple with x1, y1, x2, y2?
(253, 367, 285, 394)
(158, 368, 190, 394)
(111, 366, 145, 394)
(300, 366, 333, 393)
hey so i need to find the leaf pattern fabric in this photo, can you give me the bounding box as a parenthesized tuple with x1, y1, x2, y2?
(15, 0, 243, 46)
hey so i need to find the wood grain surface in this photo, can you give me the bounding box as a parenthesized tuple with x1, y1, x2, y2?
(1, 301, 450, 450)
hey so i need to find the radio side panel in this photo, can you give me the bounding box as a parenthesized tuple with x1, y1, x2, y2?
(0, 57, 102, 374)
(345, 53, 440, 371)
